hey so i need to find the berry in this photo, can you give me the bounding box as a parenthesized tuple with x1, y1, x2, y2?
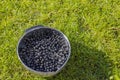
(18, 28, 70, 72)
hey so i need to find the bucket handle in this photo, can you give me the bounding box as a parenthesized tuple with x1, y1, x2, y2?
(25, 25, 44, 33)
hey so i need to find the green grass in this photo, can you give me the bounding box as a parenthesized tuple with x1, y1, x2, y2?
(0, 0, 120, 80)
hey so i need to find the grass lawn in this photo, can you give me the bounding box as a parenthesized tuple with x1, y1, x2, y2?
(0, 0, 120, 80)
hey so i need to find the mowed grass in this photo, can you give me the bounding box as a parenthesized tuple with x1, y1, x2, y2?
(0, 0, 120, 80)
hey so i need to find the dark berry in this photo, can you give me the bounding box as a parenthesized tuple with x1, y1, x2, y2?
(18, 28, 70, 72)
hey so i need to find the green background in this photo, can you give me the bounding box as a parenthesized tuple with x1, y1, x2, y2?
(0, 0, 120, 80)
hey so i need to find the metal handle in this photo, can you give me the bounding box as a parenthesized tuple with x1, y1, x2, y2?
(25, 25, 44, 33)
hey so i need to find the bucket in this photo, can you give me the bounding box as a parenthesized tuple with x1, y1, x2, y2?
(17, 25, 71, 77)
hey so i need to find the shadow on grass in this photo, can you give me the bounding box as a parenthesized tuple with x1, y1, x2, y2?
(46, 41, 113, 80)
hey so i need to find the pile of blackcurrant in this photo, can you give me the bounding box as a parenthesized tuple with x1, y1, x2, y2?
(18, 28, 70, 72)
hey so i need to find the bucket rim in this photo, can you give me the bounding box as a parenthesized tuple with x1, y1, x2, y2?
(17, 26, 71, 76)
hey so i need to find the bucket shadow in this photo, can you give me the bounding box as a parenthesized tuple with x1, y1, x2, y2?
(46, 41, 113, 80)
